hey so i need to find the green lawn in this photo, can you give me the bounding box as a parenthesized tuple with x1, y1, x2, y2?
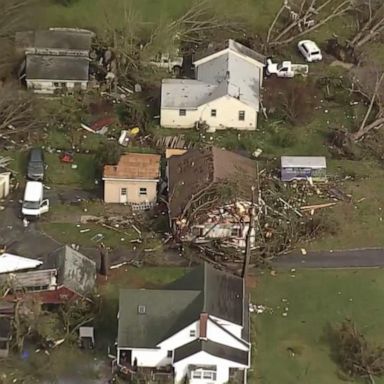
(252, 269, 384, 384)
(45, 153, 97, 189)
(40, 222, 137, 248)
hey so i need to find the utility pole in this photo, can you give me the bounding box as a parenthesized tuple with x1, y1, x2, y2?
(242, 186, 256, 279)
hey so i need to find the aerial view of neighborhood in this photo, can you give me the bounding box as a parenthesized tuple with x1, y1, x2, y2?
(1, 0, 384, 383)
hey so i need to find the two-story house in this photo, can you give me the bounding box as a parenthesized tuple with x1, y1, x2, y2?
(160, 39, 266, 131)
(117, 262, 250, 384)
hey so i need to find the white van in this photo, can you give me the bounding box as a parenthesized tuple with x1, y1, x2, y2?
(22, 181, 49, 218)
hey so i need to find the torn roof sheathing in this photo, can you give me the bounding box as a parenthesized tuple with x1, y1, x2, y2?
(0, 253, 42, 274)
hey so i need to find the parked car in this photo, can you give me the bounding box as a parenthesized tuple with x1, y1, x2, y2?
(27, 148, 45, 181)
(21, 181, 49, 218)
(297, 40, 322, 62)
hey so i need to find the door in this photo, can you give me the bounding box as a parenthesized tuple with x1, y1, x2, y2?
(39, 199, 49, 215)
(120, 187, 128, 203)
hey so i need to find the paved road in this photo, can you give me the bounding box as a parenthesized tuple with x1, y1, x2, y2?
(275, 248, 384, 269)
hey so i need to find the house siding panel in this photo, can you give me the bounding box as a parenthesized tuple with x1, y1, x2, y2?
(26, 79, 87, 94)
(103, 180, 157, 204)
(158, 321, 199, 350)
(161, 97, 257, 131)
(173, 350, 246, 384)
(206, 319, 248, 351)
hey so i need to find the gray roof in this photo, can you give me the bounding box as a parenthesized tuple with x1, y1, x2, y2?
(49, 245, 96, 297)
(16, 29, 93, 51)
(118, 263, 245, 349)
(161, 79, 218, 109)
(26, 55, 89, 81)
(281, 156, 327, 169)
(118, 289, 201, 348)
(161, 39, 263, 110)
(173, 339, 248, 365)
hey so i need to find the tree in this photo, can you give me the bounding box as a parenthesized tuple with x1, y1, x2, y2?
(0, 0, 41, 77)
(263, 77, 318, 125)
(349, 0, 384, 49)
(94, 141, 122, 176)
(332, 319, 384, 383)
(348, 63, 384, 141)
(266, 0, 352, 47)
(0, 84, 38, 138)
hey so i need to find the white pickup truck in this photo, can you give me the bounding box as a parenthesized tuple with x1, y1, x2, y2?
(149, 53, 183, 74)
(266, 58, 309, 78)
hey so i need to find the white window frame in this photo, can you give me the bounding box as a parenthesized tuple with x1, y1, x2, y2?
(179, 109, 186, 116)
(139, 187, 147, 196)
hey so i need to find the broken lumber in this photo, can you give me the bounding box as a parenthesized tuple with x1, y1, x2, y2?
(300, 202, 336, 211)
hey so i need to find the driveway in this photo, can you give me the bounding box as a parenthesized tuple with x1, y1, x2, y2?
(275, 248, 384, 269)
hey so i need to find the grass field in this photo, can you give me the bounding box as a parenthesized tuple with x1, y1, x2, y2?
(251, 269, 384, 384)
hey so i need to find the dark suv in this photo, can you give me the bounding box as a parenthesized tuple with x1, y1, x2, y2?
(27, 148, 45, 181)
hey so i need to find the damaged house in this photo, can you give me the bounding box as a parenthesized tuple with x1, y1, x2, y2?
(0, 245, 96, 304)
(16, 28, 94, 94)
(167, 147, 256, 248)
(117, 262, 250, 384)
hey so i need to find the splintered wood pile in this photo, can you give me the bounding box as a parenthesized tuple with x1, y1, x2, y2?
(191, 174, 349, 271)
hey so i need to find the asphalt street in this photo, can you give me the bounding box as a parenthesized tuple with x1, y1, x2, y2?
(275, 248, 384, 269)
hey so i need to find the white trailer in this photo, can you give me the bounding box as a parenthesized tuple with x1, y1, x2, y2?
(266, 59, 309, 78)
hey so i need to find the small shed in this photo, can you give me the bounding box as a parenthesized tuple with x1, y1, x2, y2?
(281, 156, 326, 182)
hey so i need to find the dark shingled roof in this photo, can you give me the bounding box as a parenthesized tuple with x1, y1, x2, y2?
(48, 245, 96, 297)
(16, 29, 93, 51)
(173, 339, 248, 365)
(118, 263, 245, 349)
(118, 289, 201, 348)
(167, 147, 256, 218)
(26, 55, 89, 81)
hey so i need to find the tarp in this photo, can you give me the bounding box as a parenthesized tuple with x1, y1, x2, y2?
(0, 253, 42, 274)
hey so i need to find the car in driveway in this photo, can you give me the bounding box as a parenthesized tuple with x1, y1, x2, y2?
(297, 40, 322, 62)
(27, 147, 45, 181)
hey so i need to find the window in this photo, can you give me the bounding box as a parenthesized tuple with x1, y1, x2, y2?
(189, 329, 196, 337)
(137, 305, 146, 314)
(139, 187, 147, 196)
(191, 227, 204, 237)
(192, 371, 202, 379)
(238, 111, 245, 121)
(179, 109, 186, 116)
(167, 350, 172, 358)
(53, 82, 60, 87)
(191, 369, 217, 381)
(231, 227, 241, 237)
(211, 109, 217, 117)
(121, 188, 127, 196)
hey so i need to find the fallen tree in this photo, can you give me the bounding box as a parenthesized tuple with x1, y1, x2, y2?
(348, 63, 384, 141)
(331, 319, 384, 384)
(266, 0, 352, 47)
(348, 0, 384, 49)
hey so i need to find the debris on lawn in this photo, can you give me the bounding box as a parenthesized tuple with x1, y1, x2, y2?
(300, 202, 336, 211)
(155, 135, 194, 150)
(249, 304, 269, 314)
(91, 233, 104, 242)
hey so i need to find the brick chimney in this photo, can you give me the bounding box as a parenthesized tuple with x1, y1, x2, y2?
(199, 313, 208, 339)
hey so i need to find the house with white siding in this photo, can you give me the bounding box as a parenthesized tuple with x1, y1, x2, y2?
(16, 28, 93, 94)
(160, 39, 266, 130)
(116, 263, 250, 384)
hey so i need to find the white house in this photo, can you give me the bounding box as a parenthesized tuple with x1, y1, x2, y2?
(117, 263, 250, 384)
(16, 28, 93, 94)
(160, 39, 266, 130)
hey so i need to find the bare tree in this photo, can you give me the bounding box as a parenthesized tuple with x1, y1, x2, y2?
(332, 319, 384, 384)
(0, 84, 37, 138)
(349, 0, 384, 49)
(266, 0, 352, 47)
(348, 64, 384, 141)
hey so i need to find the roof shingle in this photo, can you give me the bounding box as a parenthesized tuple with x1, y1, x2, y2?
(103, 153, 160, 180)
